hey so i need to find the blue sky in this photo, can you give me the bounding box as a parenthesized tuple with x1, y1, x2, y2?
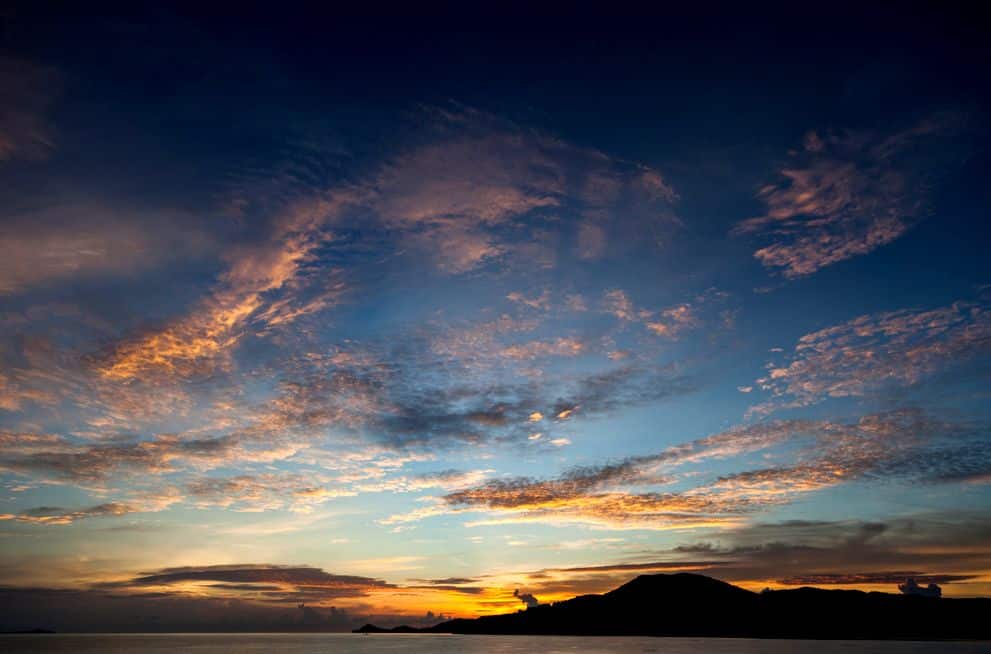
(1, 5, 990, 631)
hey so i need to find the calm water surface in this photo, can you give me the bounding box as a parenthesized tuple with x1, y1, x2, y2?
(1, 634, 989, 653)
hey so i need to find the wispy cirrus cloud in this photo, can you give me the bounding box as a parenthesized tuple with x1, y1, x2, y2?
(0, 204, 219, 297)
(355, 468, 492, 494)
(735, 113, 969, 277)
(372, 107, 678, 274)
(186, 473, 356, 513)
(0, 57, 59, 162)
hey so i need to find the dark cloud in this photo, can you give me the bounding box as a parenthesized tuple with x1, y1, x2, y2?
(549, 365, 696, 422)
(555, 561, 724, 574)
(780, 573, 974, 585)
(405, 585, 485, 594)
(514, 588, 539, 608)
(881, 440, 991, 485)
(258, 341, 694, 451)
(208, 583, 283, 591)
(712, 410, 991, 494)
(0, 585, 436, 633)
(123, 564, 392, 598)
(667, 513, 991, 593)
(898, 578, 942, 598)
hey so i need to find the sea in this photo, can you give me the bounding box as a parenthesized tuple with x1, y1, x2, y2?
(0, 634, 988, 653)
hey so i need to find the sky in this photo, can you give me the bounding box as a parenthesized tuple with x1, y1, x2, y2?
(1, 5, 990, 632)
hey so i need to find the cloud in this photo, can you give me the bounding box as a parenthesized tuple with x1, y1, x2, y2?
(548, 365, 695, 423)
(0, 431, 288, 482)
(394, 409, 991, 530)
(95, 192, 358, 381)
(0, 204, 219, 296)
(0, 502, 134, 525)
(735, 113, 968, 277)
(752, 297, 991, 413)
(371, 107, 678, 274)
(0, 583, 441, 632)
(0, 486, 182, 525)
(709, 410, 990, 499)
(121, 564, 392, 595)
(576, 220, 607, 260)
(506, 290, 551, 311)
(513, 588, 539, 607)
(898, 578, 942, 598)
(434, 419, 806, 527)
(355, 469, 492, 493)
(0, 107, 686, 488)
(243, 337, 692, 452)
(374, 130, 561, 226)
(0, 57, 59, 162)
(781, 572, 972, 586)
(645, 304, 698, 338)
(665, 513, 991, 596)
(186, 473, 356, 513)
(600, 287, 730, 339)
(602, 289, 637, 322)
(501, 337, 585, 360)
(412, 577, 480, 585)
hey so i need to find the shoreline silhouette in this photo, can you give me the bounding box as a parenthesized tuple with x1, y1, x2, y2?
(354, 573, 991, 640)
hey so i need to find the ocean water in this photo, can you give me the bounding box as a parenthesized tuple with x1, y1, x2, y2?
(1, 634, 988, 653)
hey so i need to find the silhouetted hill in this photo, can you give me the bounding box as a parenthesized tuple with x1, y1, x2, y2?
(354, 573, 991, 640)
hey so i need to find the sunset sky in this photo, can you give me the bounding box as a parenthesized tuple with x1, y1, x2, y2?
(2, 6, 990, 632)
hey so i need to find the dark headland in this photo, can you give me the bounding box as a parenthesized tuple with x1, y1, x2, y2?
(354, 573, 991, 640)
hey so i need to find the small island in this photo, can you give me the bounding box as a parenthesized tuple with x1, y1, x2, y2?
(355, 573, 991, 640)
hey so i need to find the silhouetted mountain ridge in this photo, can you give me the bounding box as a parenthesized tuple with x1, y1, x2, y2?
(354, 573, 991, 639)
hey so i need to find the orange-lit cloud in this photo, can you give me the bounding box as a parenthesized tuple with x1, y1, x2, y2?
(96, 192, 358, 381)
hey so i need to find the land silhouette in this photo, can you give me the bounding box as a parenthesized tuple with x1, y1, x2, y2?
(355, 573, 991, 640)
